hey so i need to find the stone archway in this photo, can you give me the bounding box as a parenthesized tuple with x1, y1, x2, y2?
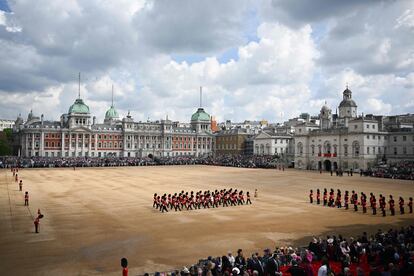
(324, 159, 332, 171)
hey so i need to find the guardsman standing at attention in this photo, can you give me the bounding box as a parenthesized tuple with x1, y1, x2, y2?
(399, 196, 405, 215)
(372, 196, 377, 215)
(15, 173, 18, 183)
(309, 189, 313, 204)
(323, 188, 328, 206)
(389, 195, 395, 216)
(24, 191, 29, 206)
(409, 197, 413, 214)
(19, 180, 23, 191)
(316, 189, 321, 205)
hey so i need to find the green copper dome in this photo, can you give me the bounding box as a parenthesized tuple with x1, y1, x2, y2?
(105, 105, 119, 119)
(191, 108, 210, 121)
(68, 98, 90, 114)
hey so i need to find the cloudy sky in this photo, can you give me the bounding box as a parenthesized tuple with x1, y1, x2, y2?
(0, 0, 413, 123)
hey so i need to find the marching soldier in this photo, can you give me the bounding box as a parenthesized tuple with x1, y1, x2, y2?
(353, 191, 358, 212)
(344, 191, 349, 210)
(361, 193, 367, 214)
(336, 189, 342, 208)
(380, 195, 386, 217)
(246, 192, 252, 204)
(19, 180, 23, 191)
(24, 191, 29, 206)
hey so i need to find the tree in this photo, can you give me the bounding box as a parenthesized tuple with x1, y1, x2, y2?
(0, 129, 12, 156)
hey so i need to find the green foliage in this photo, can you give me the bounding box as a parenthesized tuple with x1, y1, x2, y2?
(0, 129, 12, 156)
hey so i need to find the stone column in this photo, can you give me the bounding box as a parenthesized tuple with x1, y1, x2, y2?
(61, 133, 65, 157)
(75, 133, 78, 157)
(81, 134, 85, 156)
(40, 132, 44, 157)
(88, 134, 92, 156)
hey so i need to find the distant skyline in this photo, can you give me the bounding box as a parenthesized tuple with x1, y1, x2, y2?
(0, 0, 413, 123)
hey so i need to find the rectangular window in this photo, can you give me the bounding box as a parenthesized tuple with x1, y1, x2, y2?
(403, 136, 407, 141)
(394, 136, 397, 142)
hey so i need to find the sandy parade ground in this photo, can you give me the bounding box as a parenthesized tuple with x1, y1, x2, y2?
(0, 166, 413, 275)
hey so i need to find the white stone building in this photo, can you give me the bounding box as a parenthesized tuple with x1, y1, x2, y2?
(294, 87, 414, 171)
(0, 119, 15, 131)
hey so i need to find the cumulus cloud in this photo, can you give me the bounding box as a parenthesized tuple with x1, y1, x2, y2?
(0, 0, 412, 124)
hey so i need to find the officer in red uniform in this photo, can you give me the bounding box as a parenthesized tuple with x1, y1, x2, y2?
(323, 189, 328, 206)
(19, 180, 23, 191)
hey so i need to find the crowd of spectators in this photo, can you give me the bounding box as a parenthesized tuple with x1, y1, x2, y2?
(362, 161, 414, 180)
(0, 155, 282, 169)
(152, 225, 414, 276)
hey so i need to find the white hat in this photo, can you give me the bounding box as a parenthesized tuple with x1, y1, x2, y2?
(232, 267, 240, 275)
(327, 238, 334, 244)
(182, 267, 190, 274)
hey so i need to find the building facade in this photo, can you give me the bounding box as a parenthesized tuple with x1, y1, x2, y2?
(0, 119, 15, 131)
(13, 96, 214, 158)
(214, 128, 252, 155)
(294, 88, 414, 171)
(253, 131, 294, 159)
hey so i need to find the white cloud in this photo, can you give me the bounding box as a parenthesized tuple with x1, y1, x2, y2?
(0, 0, 412, 124)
